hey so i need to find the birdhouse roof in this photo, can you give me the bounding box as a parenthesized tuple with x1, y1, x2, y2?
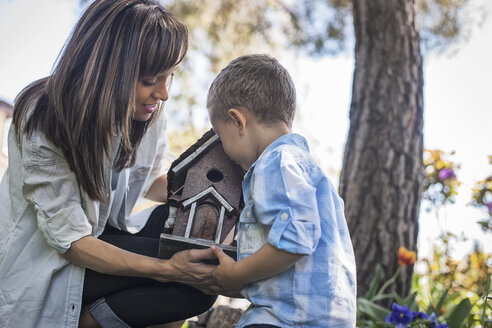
(167, 129, 219, 195)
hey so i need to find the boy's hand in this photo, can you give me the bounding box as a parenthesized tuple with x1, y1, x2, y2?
(212, 246, 245, 294)
(210, 243, 303, 297)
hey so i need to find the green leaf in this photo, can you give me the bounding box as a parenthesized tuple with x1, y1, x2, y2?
(392, 293, 404, 305)
(404, 292, 418, 312)
(365, 264, 382, 300)
(445, 298, 473, 328)
(427, 288, 449, 315)
(356, 319, 378, 328)
(371, 293, 398, 303)
(357, 297, 390, 321)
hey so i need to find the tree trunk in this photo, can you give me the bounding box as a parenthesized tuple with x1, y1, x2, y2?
(339, 0, 423, 297)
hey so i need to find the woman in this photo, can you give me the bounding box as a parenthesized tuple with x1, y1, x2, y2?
(0, 1, 218, 327)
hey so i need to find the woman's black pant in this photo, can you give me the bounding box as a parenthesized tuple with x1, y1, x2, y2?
(82, 204, 217, 327)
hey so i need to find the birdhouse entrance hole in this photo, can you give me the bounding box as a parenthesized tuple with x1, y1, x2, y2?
(207, 168, 224, 182)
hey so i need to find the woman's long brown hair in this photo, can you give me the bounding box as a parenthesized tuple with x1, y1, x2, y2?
(13, 0, 188, 202)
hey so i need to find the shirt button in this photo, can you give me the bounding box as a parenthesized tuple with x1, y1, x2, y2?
(246, 211, 251, 218)
(281, 213, 288, 221)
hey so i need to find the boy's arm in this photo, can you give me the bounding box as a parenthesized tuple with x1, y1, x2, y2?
(212, 243, 303, 294)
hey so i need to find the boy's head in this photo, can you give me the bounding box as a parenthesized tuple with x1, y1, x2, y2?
(207, 54, 296, 128)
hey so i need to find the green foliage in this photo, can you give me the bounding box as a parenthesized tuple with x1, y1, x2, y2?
(427, 287, 450, 316)
(167, 0, 478, 60)
(416, 150, 492, 326)
(416, 0, 476, 53)
(357, 296, 390, 322)
(78, 0, 479, 57)
(470, 155, 492, 232)
(159, 0, 481, 132)
(167, 0, 281, 72)
(358, 266, 476, 327)
(412, 240, 491, 327)
(478, 275, 492, 327)
(447, 298, 473, 328)
(274, 0, 353, 55)
(357, 230, 491, 327)
(76, 0, 481, 135)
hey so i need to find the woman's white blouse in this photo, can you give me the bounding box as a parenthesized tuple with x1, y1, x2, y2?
(0, 108, 169, 327)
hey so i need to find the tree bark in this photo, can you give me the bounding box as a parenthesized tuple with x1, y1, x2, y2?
(339, 0, 423, 297)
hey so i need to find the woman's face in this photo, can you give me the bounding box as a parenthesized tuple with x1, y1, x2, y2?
(133, 68, 175, 122)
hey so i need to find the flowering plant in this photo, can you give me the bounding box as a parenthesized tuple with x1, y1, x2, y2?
(413, 238, 491, 327)
(470, 155, 492, 232)
(356, 150, 491, 327)
(423, 150, 460, 207)
(356, 247, 474, 328)
(398, 246, 417, 266)
(385, 303, 448, 328)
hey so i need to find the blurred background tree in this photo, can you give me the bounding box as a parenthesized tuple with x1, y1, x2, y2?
(78, 0, 483, 297)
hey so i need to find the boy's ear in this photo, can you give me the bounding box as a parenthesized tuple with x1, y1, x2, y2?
(227, 108, 247, 134)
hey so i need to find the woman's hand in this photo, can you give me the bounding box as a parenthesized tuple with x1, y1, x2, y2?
(63, 236, 220, 292)
(160, 248, 218, 286)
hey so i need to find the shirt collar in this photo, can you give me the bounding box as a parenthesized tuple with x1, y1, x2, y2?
(244, 133, 309, 179)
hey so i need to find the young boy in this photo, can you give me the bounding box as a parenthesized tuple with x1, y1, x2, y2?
(207, 54, 356, 327)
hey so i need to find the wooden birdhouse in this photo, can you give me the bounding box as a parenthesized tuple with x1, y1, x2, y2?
(159, 129, 244, 259)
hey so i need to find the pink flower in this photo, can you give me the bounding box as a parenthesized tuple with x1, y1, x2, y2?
(487, 202, 492, 214)
(439, 168, 455, 181)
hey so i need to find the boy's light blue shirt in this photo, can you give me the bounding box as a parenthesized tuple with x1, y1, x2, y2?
(236, 133, 356, 328)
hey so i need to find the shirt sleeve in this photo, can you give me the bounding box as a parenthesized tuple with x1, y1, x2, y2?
(21, 131, 93, 254)
(142, 112, 170, 195)
(252, 150, 321, 255)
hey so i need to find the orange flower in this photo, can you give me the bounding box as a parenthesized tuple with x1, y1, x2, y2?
(398, 246, 416, 266)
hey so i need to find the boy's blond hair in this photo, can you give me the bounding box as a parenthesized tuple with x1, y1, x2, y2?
(207, 54, 296, 127)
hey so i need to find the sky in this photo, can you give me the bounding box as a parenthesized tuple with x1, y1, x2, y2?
(0, 0, 490, 261)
